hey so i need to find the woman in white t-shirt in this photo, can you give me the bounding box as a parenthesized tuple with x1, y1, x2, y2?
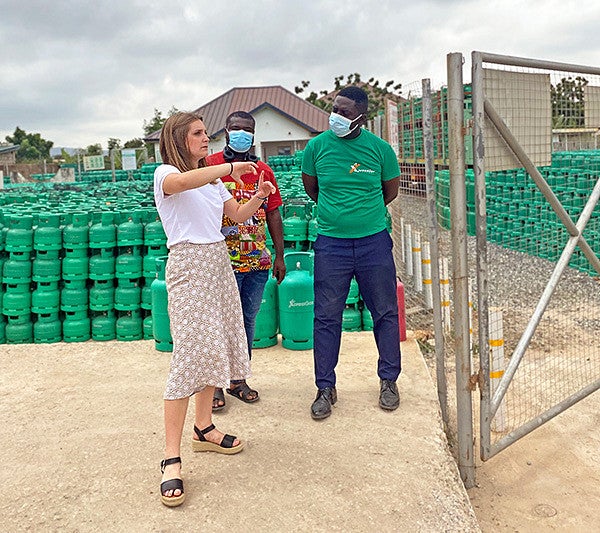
(154, 112, 275, 507)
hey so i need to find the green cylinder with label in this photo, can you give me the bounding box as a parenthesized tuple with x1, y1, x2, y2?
(278, 252, 314, 350)
(342, 304, 362, 332)
(151, 255, 172, 352)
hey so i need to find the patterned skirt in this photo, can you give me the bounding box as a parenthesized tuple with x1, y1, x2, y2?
(163, 241, 251, 400)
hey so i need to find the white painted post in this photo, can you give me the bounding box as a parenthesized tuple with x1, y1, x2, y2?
(422, 241, 433, 308)
(400, 217, 405, 263)
(489, 307, 507, 432)
(468, 279, 474, 372)
(412, 231, 422, 291)
(405, 223, 413, 276)
(440, 257, 451, 332)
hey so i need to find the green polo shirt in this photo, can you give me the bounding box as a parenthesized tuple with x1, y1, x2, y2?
(302, 129, 400, 238)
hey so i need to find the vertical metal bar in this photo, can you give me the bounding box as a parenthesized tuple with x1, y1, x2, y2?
(447, 52, 475, 488)
(471, 51, 492, 460)
(422, 78, 448, 427)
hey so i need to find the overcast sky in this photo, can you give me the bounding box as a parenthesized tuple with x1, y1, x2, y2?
(1, 0, 599, 149)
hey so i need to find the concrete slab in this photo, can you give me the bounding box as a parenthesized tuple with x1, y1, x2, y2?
(0, 332, 479, 532)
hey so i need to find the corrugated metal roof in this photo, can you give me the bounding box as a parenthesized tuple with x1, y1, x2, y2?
(0, 144, 20, 155)
(145, 85, 330, 141)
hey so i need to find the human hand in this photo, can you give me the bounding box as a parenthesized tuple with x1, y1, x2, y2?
(272, 255, 286, 284)
(255, 171, 276, 199)
(230, 161, 258, 185)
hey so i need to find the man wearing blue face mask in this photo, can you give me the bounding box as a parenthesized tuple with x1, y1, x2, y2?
(206, 111, 286, 411)
(301, 86, 402, 420)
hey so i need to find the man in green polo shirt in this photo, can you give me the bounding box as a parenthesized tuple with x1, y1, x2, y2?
(302, 85, 402, 420)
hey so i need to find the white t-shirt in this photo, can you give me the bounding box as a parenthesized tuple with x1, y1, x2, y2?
(154, 164, 232, 248)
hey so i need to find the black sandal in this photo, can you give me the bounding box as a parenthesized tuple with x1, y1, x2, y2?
(191, 424, 244, 455)
(226, 381, 260, 404)
(212, 388, 226, 412)
(160, 456, 185, 507)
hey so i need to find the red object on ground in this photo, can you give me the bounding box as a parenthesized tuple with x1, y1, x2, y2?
(397, 279, 407, 342)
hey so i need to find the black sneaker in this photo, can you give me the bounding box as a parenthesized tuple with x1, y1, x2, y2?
(379, 379, 400, 411)
(311, 387, 337, 420)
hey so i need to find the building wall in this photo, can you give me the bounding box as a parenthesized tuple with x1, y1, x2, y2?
(207, 107, 319, 161)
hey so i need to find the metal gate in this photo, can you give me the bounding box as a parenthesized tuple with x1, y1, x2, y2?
(455, 52, 600, 467)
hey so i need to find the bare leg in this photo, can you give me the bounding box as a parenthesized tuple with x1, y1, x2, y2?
(162, 397, 189, 497)
(194, 386, 241, 446)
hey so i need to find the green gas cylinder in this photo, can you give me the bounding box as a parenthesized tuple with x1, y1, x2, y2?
(5, 314, 33, 344)
(278, 252, 314, 350)
(283, 211, 308, 243)
(2, 283, 31, 315)
(143, 313, 153, 339)
(5, 215, 34, 253)
(117, 211, 144, 247)
(34, 312, 62, 343)
(3, 257, 32, 284)
(32, 282, 60, 314)
(342, 304, 362, 332)
(91, 310, 116, 341)
(63, 310, 91, 342)
(144, 209, 167, 247)
(32, 250, 61, 283)
(116, 247, 143, 279)
(60, 280, 88, 312)
(34, 213, 62, 251)
(361, 305, 374, 331)
(89, 249, 115, 281)
(346, 277, 359, 305)
(89, 212, 116, 249)
(115, 278, 141, 311)
(63, 213, 89, 252)
(116, 309, 143, 341)
(252, 273, 278, 348)
(151, 256, 172, 352)
(89, 279, 115, 311)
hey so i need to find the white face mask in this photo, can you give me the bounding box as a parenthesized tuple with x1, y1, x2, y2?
(329, 112, 362, 137)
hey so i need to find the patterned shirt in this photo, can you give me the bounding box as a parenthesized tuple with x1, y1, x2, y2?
(205, 151, 283, 272)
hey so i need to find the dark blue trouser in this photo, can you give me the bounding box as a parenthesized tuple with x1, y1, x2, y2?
(234, 269, 269, 361)
(313, 230, 401, 389)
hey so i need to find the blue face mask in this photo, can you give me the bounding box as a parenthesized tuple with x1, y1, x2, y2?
(227, 129, 254, 152)
(329, 112, 362, 137)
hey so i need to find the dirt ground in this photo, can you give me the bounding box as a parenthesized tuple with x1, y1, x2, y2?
(1, 331, 598, 532)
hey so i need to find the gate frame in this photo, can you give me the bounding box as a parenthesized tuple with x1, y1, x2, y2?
(470, 51, 600, 462)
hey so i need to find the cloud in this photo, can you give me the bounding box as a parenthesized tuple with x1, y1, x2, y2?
(1, 0, 600, 148)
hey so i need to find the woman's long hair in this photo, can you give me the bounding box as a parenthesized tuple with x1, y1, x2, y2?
(159, 112, 206, 171)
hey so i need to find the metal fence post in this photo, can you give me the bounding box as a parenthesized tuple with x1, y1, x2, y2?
(447, 52, 475, 488)
(422, 78, 448, 427)
(471, 50, 492, 461)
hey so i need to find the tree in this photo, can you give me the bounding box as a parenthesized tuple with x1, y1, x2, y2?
(294, 73, 402, 119)
(142, 106, 178, 160)
(124, 138, 144, 149)
(107, 138, 121, 151)
(551, 76, 588, 128)
(5, 127, 54, 162)
(85, 143, 102, 156)
(143, 106, 180, 137)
